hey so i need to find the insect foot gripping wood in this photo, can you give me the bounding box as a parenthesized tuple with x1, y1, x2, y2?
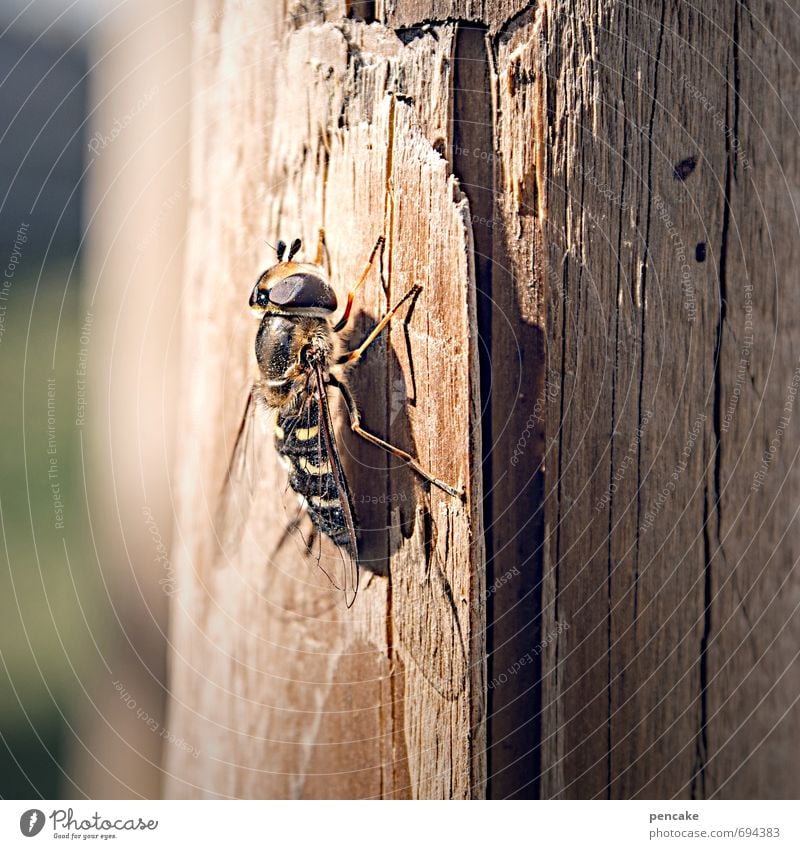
(223, 232, 464, 607)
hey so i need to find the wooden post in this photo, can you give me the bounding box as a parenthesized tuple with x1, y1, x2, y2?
(165, 0, 800, 799)
(164, 3, 485, 799)
(537, 1, 800, 799)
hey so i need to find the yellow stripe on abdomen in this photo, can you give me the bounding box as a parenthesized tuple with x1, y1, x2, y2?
(296, 456, 331, 475)
(294, 424, 319, 441)
(308, 495, 340, 510)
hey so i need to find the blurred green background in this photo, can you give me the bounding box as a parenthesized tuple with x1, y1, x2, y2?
(0, 276, 102, 797)
(0, 2, 186, 800)
(0, 5, 102, 798)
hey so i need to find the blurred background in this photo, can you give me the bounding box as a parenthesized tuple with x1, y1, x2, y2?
(0, 0, 190, 798)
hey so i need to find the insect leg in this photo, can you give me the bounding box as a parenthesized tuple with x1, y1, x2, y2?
(332, 235, 385, 333)
(336, 284, 420, 366)
(305, 523, 319, 557)
(330, 376, 463, 499)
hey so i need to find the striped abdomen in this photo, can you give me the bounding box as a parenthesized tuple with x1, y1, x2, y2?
(275, 396, 356, 549)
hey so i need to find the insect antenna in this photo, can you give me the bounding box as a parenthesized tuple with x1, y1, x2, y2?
(276, 240, 287, 261)
(287, 237, 302, 261)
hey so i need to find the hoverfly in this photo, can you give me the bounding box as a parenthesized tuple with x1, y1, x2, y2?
(227, 230, 462, 607)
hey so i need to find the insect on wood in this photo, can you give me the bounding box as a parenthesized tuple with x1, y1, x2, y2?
(225, 229, 464, 607)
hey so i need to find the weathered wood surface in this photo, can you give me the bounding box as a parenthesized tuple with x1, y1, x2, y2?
(165, 0, 800, 799)
(538, 0, 800, 799)
(164, 3, 484, 799)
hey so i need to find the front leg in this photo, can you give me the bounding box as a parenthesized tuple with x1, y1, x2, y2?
(336, 284, 421, 366)
(332, 235, 385, 333)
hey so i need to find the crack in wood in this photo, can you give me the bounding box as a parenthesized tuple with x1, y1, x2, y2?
(447, 20, 496, 795)
(693, 0, 744, 803)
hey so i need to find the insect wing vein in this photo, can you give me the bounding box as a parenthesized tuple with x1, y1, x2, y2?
(311, 360, 359, 606)
(216, 384, 259, 556)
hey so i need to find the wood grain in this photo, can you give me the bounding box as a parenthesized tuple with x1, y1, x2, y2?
(380, 0, 534, 33)
(164, 0, 800, 799)
(164, 4, 484, 799)
(538, 0, 800, 799)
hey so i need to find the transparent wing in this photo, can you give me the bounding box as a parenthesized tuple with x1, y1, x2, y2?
(214, 384, 260, 559)
(310, 360, 360, 607)
(217, 373, 359, 607)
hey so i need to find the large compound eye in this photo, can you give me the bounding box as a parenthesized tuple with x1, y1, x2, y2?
(249, 285, 269, 309)
(268, 273, 337, 313)
(249, 269, 271, 309)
